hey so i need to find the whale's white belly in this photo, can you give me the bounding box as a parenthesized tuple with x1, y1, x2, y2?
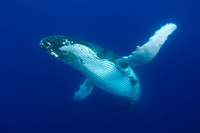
(83, 58, 138, 99)
(58, 44, 139, 100)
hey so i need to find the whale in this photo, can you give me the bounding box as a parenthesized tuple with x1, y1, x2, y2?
(40, 23, 177, 104)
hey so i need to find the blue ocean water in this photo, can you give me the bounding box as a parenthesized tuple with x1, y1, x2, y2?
(1, 0, 200, 132)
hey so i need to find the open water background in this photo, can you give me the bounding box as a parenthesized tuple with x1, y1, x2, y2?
(0, 0, 200, 132)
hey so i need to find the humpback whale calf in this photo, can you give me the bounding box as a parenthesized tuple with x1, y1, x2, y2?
(40, 23, 177, 104)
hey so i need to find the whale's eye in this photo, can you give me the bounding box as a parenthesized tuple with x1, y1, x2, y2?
(119, 63, 128, 68)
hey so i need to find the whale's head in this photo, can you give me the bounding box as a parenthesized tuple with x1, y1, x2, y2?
(40, 35, 68, 58)
(40, 35, 85, 68)
(40, 35, 120, 71)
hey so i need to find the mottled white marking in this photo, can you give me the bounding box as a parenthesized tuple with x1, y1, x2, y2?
(46, 42, 51, 45)
(50, 52, 58, 57)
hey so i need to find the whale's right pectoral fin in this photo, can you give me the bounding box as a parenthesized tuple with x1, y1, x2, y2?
(116, 23, 177, 66)
(74, 79, 94, 101)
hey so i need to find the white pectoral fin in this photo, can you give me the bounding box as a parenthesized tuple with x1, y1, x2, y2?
(117, 23, 177, 66)
(74, 79, 94, 101)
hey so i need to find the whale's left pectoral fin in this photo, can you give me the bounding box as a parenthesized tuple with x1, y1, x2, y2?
(116, 23, 177, 66)
(74, 79, 94, 101)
